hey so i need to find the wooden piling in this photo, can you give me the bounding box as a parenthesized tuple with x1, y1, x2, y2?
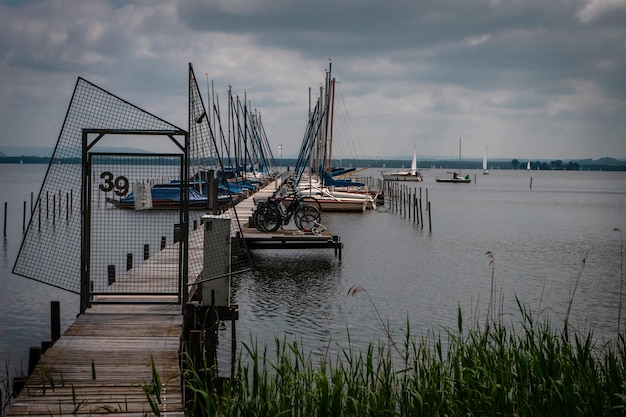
(23, 201, 26, 232)
(107, 265, 116, 285)
(51, 301, 61, 342)
(530, 177, 533, 189)
(428, 201, 432, 233)
(28, 347, 41, 376)
(143, 244, 150, 260)
(126, 253, 133, 271)
(161, 236, 167, 250)
(3, 202, 6, 237)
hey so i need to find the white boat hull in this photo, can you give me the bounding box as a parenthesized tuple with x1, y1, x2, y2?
(381, 173, 423, 182)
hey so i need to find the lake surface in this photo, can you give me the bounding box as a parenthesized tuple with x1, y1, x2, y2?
(1, 164, 625, 375)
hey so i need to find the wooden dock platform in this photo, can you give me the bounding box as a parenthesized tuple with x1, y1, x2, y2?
(226, 178, 344, 256)
(240, 225, 343, 257)
(7, 177, 341, 416)
(7, 231, 208, 417)
(7, 304, 184, 417)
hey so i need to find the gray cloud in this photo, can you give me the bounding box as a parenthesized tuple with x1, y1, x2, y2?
(0, 0, 624, 160)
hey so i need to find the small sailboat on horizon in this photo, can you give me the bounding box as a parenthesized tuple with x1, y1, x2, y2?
(381, 147, 423, 182)
(436, 137, 471, 183)
(482, 146, 489, 175)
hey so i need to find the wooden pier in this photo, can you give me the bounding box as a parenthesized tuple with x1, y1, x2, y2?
(228, 177, 344, 257)
(7, 229, 208, 416)
(7, 177, 341, 416)
(8, 304, 184, 417)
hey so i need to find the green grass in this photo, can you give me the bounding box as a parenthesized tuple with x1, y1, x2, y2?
(183, 303, 626, 416)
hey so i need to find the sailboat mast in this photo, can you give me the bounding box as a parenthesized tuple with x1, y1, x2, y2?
(459, 137, 462, 174)
(327, 77, 336, 173)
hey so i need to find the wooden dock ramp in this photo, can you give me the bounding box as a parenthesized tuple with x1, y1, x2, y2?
(5, 231, 209, 416)
(7, 303, 184, 417)
(7, 177, 341, 416)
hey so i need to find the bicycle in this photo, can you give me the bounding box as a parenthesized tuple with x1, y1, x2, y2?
(252, 184, 322, 232)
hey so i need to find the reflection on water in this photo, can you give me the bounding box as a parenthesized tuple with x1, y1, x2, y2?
(233, 252, 342, 345)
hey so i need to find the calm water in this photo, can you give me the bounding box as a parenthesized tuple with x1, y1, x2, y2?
(1, 165, 625, 374)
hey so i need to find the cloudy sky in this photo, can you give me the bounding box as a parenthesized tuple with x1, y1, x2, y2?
(0, 0, 625, 161)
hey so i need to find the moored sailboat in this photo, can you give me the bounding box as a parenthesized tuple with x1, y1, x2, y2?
(381, 148, 423, 182)
(483, 146, 489, 175)
(435, 137, 471, 183)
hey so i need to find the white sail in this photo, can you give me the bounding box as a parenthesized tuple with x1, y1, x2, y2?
(482, 146, 489, 174)
(410, 148, 417, 175)
(527, 161, 531, 170)
(483, 147, 488, 170)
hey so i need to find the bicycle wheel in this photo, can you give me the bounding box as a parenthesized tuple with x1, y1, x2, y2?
(301, 196, 323, 213)
(254, 205, 282, 232)
(294, 204, 322, 231)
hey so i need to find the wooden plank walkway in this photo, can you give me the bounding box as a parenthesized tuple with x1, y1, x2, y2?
(7, 304, 184, 417)
(224, 178, 343, 256)
(7, 177, 338, 416)
(7, 231, 209, 416)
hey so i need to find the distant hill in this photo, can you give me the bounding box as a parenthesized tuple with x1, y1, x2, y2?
(1, 149, 624, 171)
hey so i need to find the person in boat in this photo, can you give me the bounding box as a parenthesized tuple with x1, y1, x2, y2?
(453, 172, 459, 179)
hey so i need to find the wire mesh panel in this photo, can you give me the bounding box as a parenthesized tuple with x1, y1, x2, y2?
(13, 78, 186, 295)
(88, 153, 184, 302)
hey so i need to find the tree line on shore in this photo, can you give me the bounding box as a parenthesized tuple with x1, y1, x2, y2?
(2, 155, 625, 171)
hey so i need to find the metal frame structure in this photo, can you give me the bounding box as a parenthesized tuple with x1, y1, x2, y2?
(80, 129, 189, 313)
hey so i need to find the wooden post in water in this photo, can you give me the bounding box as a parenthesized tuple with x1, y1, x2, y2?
(401, 185, 404, 217)
(161, 236, 167, 250)
(3, 202, 6, 237)
(28, 347, 41, 376)
(144, 244, 150, 260)
(107, 265, 116, 285)
(23, 201, 26, 232)
(31, 192, 34, 216)
(46, 191, 49, 219)
(231, 310, 237, 379)
(530, 177, 533, 189)
(51, 301, 61, 342)
(53, 195, 56, 225)
(428, 201, 432, 233)
(126, 253, 133, 271)
(419, 188, 424, 228)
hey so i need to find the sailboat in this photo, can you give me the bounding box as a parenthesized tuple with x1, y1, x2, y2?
(381, 148, 423, 182)
(482, 146, 489, 175)
(527, 161, 531, 171)
(435, 137, 471, 183)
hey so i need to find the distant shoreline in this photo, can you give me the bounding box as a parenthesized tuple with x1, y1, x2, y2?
(2, 156, 625, 171)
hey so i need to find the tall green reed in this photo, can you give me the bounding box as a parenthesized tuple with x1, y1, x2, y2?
(178, 246, 626, 416)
